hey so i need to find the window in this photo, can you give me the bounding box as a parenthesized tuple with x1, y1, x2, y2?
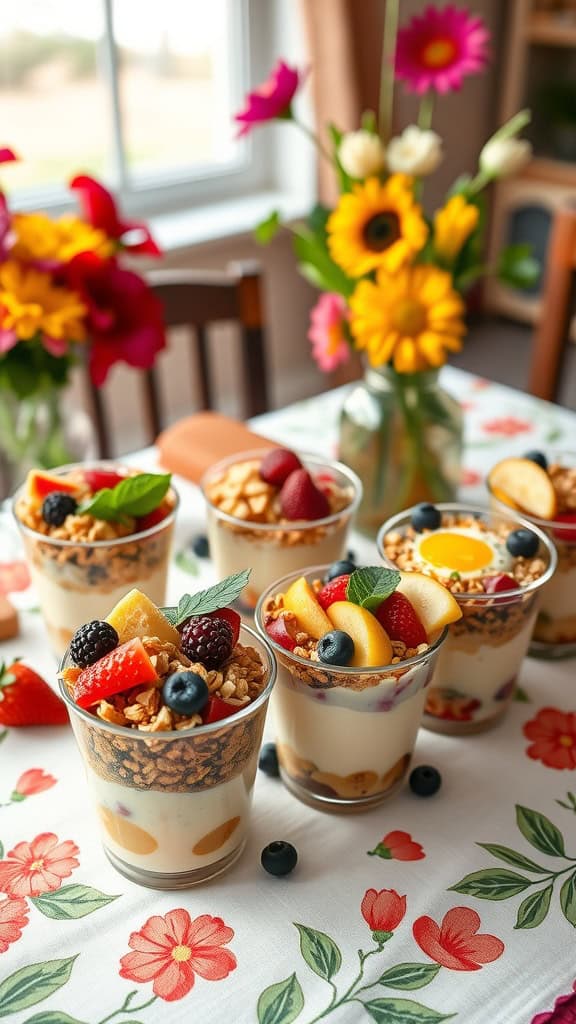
(0, 0, 272, 214)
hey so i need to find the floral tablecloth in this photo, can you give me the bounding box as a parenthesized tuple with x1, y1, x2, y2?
(0, 366, 575, 1024)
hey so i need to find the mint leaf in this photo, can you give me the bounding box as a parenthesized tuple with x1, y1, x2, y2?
(78, 473, 171, 522)
(346, 567, 401, 610)
(164, 570, 251, 625)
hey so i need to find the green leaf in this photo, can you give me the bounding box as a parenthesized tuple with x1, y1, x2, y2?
(516, 805, 566, 857)
(174, 549, 199, 576)
(449, 868, 531, 900)
(292, 231, 354, 297)
(257, 973, 304, 1024)
(560, 870, 576, 926)
(378, 963, 441, 991)
(346, 566, 401, 610)
(477, 843, 549, 873)
(364, 998, 455, 1023)
(162, 606, 178, 626)
(294, 923, 341, 981)
(0, 729, 7, 744)
(514, 686, 530, 703)
(0, 956, 78, 1017)
(30, 884, 119, 920)
(23, 1014, 88, 1024)
(255, 211, 281, 245)
(515, 885, 553, 929)
(497, 243, 540, 290)
(167, 570, 251, 626)
(78, 473, 171, 522)
(448, 173, 474, 198)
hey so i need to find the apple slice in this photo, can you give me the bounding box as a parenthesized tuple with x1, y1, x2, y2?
(395, 572, 462, 636)
(327, 602, 393, 668)
(488, 458, 557, 520)
(283, 576, 332, 639)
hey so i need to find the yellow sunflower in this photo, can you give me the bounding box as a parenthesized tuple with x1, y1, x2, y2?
(433, 195, 479, 262)
(0, 261, 87, 343)
(327, 175, 428, 278)
(11, 212, 113, 264)
(349, 264, 466, 373)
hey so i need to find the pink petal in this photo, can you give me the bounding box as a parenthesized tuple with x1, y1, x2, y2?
(189, 946, 237, 981)
(152, 960, 195, 1001)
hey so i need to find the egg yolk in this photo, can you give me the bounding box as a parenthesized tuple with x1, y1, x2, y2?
(418, 532, 496, 573)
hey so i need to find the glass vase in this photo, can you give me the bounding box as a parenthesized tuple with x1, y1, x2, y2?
(338, 365, 463, 538)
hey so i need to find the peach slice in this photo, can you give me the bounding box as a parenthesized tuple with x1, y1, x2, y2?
(106, 589, 180, 646)
(326, 601, 393, 667)
(396, 572, 462, 636)
(283, 576, 332, 639)
(488, 458, 557, 519)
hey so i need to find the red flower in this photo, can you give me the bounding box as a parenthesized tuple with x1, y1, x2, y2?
(119, 909, 237, 1002)
(66, 253, 166, 386)
(413, 906, 504, 971)
(0, 897, 29, 953)
(13, 769, 57, 799)
(0, 149, 17, 164)
(361, 888, 406, 933)
(461, 467, 481, 486)
(235, 60, 302, 137)
(524, 707, 576, 770)
(0, 561, 31, 595)
(0, 833, 79, 897)
(369, 830, 425, 861)
(481, 416, 532, 437)
(69, 175, 161, 256)
(532, 980, 576, 1024)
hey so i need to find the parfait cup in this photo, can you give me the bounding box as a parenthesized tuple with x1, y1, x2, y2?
(256, 567, 448, 813)
(59, 625, 276, 889)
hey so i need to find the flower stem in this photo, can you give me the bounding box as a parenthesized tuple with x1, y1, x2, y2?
(418, 93, 435, 130)
(379, 0, 400, 143)
(302, 948, 382, 1023)
(96, 992, 157, 1024)
(292, 117, 333, 165)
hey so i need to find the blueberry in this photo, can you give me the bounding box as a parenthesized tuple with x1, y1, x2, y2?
(162, 671, 209, 715)
(506, 528, 539, 559)
(347, 549, 357, 563)
(191, 534, 210, 558)
(261, 840, 298, 877)
(324, 559, 356, 582)
(523, 450, 548, 470)
(259, 742, 280, 777)
(411, 503, 441, 532)
(409, 765, 442, 797)
(318, 630, 355, 666)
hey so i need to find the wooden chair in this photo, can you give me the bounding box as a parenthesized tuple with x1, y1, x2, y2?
(527, 205, 576, 403)
(86, 261, 270, 458)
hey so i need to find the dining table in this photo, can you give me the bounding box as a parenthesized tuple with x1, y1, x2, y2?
(0, 364, 575, 1024)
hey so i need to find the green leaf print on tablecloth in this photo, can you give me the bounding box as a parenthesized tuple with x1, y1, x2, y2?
(30, 885, 119, 920)
(0, 956, 78, 1017)
(22, 1013, 88, 1024)
(377, 964, 441, 991)
(257, 973, 305, 1024)
(363, 999, 455, 1023)
(295, 925, 342, 982)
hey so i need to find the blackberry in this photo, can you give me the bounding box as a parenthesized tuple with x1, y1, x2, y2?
(180, 615, 234, 669)
(42, 492, 78, 527)
(70, 620, 119, 668)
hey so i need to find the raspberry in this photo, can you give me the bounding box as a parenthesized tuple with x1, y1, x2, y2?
(180, 615, 234, 669)
(375, 592, 427, 647)
(42, 492, 78, 527)
(70, 620, 119, 668)
(317, 574, 350, 610)
(260, 448, 302, 486)
(280, 469, 330, 521)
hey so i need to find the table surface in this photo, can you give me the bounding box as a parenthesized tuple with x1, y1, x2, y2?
(0, 366, 575, 1024)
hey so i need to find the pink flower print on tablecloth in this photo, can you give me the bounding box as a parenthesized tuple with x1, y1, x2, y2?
(368, 830, 425, 861)
(0, 896, 29, 953)
(0, 833, 79, 897)
(361, 888, 407, 934)
(532, 981, 576, 1023)
(481, 416, 532, 437)
(524, 708, 576, 770)
(413, 906, 504, 971)
(12, 769, 57, 799)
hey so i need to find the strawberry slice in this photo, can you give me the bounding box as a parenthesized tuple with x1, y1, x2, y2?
(317, 574, 350, 610)
(484, 574, 517, 594)
(203, 695, 237, 724)
(72, 637, 158, 709)
(83, 469, 127, 493)
(553, 512, 576, 543)
(375, 592, 427, 647)
(0, 661, 68, 727)
(280, 469, 330, 521)
(135, 502, 169, 532)
(207, 607, 241, 646)
(264, 614, 299, 652)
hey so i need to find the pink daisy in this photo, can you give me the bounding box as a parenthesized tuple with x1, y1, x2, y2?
(395, 5, 490, 95)
(308, 292, 350, 372)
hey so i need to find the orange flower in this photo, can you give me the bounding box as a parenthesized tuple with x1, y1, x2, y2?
(0, 896, 29, 953)
(523, 708, 576, 770)
(119, 909, 237, 1002)
(13, 769, 57, 799)
(0, 833, 79, 897)
(413, 906, 504, 971)
(361, 888, 406, 934)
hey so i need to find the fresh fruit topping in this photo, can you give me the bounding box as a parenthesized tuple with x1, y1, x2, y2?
(162, 671, 209, 715)
(207, 607, 241, 646)
(70, 620, 119, 668)
(42, 492, 78, 527)
(78, 472, 172, 523)
(395, 571, 462, 633)
(191, 534, 210, 558)
(409, 765, 442, 797)
(326, 602, 392, 668)
(317, 574, 350, 610)
(264, 614, 299, 652)
(490, 485, 520, 510)
(202, 695, 237, 724)
(259, 742, 280, 777)
(553, 512, 576, 543)
(0, 661, 68, 726)
(106, 589, 180, 646)
(411, 502, 441, 532)
(506, 528, 539, 558)
(283, 576, 332, 639)
(135, 504, 169, 531)
(261, 840, 298, 877)
(375, 592, 427, 647)
(317, 629, 355, 666)
(71, 637, 158, 709)
(324, 559, 356, 582)
(180, 615, 234, 669)
(163, 570, 251, 628)
(260, 448, 302, 486)
(523, 450, 548, 470)
(483, 573, 517, 594)
(27, 470, 78, 503)
(280, 469, 330, 521)
(346, 566, 401, 610)
(488, 458, 557, 519)
(82, 469, 127, 492)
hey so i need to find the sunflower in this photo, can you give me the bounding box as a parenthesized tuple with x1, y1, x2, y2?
(349, 264, 466, 373)
(0, 261, 87, 347)
(327, 175, 428, 278)
(11, 212, 113, 265)
(433, 195, 479, 262)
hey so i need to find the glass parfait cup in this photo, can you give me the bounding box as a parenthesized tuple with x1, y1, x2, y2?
(59, 624, 276, 889)
(255, 566, 448, 813)
(377, 504, 557, 735)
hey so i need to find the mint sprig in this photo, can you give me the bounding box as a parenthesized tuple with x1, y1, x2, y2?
(163, 570, 251, 626)
(346, 566, 401, 610)
(78, 473, 172, 523)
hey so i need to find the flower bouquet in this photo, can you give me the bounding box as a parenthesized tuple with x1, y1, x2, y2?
(0, 152, 165, 491)
(235, 2, 537, 536)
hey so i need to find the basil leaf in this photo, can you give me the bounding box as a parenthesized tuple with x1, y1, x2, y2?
(174, 570, 251, 624)
(346, 567, 401, 610)
(79, 473, 171, 522)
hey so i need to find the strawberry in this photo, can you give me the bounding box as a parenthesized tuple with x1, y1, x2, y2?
(553, 512, 576, 544)
(260, 448, 302, 487)
(280, 469, 330, 521)
(202, 695, 237, 724)
(265, 614, 299, 652)
(135, 502, 169, 532)
(83, 469, 127, 493)
(72, 637, 158, 709)
(317, 574, 350, 610)
(484, 574, 517, 594)
(208, 607, 241, 646)
(0, 661, 68, 727)
(375, 592, 427, 647)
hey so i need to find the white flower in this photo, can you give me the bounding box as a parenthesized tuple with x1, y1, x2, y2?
(480, 137, 532, 179)
(386, 125, 443, 177)
(338, 130, 386, 179)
